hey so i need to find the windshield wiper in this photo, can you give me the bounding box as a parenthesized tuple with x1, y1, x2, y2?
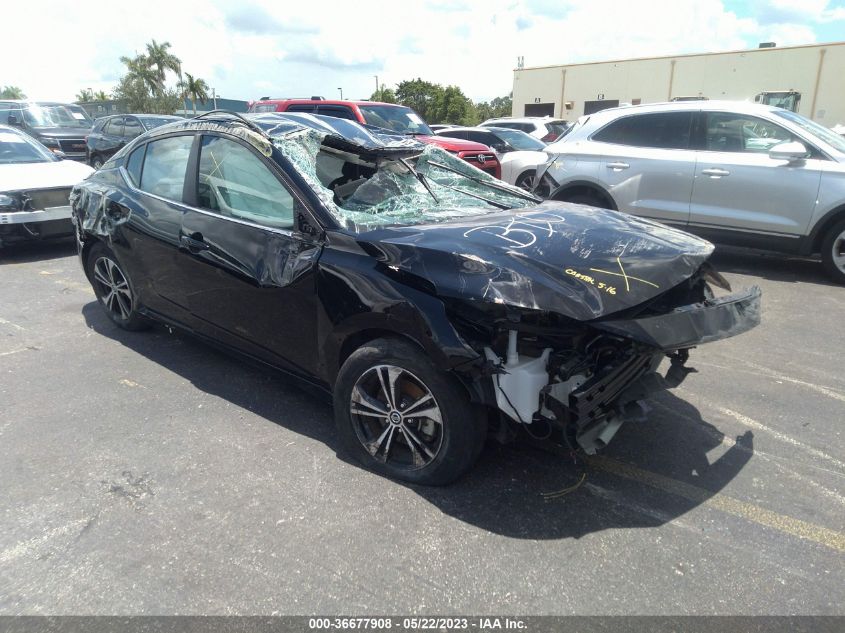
(400, 157, 439, 203)
(434, 182, 511, 210)
(427, 160, 542, 203)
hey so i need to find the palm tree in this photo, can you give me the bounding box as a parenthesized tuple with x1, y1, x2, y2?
(0, 85, 26, 99)
(180, 73, 210, 115)
(93, 90, 109, 101)
(145, 39, 182, 89)
(76, 88, 94, 102)
(120, 54, 162, 96)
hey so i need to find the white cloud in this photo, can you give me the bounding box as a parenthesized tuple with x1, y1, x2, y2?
(0, 0, 831, 104)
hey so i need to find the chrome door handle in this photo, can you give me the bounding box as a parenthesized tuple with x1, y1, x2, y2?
(702, 168, 730, 177)
(606, 162, 629, 170)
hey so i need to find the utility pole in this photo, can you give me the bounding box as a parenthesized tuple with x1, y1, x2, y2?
(212, 87, 217, 109)
(374, 75, 379, 98)
(338, 87, 343, 100)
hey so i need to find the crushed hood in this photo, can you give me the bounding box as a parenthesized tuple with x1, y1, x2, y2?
(360, 201, 715, 321)
(421, 135, 492, 152)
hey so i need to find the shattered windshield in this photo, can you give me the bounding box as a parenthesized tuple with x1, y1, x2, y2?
(270, 126, 536, 230)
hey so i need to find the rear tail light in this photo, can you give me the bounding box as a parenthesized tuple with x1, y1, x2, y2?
(541, 132, 559, 142)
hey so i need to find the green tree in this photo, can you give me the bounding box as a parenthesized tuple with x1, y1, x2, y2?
(179, 73, 210, 115)
(0, 85, 26, 99)
(145, 39, 182, 87)
(395, 78, 443, 122)
(370, 86, 397, 104)
(119, 54, 161, 95)
(473, 93, 512, 123)
(76, 88, 94, 102)
(433, 85, 475, 125)
(113, 41, 184, 114)
(94, 90, 109, 101)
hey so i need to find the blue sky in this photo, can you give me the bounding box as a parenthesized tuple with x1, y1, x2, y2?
(5, 0, 845, 104)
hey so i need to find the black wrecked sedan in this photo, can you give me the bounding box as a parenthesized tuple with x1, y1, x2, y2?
(71, 111, 761, 485)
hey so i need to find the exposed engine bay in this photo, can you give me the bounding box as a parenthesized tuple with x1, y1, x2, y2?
(447, 264, 759, 454)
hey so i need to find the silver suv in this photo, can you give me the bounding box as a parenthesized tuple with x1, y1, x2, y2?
(537, 101, 845, 283)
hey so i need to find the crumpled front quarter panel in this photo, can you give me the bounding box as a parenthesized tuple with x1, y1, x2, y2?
(361, 201, 715, 321)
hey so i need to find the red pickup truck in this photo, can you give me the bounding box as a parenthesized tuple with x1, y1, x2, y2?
(248, 98, 502, 180)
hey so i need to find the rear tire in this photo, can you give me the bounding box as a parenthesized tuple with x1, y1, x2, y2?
(334, 337, 484, 485)
(86, 242, 149, 331)
(91, 155, 103, 170)
(821, 218, 845, 284)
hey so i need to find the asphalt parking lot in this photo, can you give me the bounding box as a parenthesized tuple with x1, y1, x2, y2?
(0, 239, 843, 615)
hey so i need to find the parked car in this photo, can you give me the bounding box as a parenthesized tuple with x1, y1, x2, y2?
(429, 124, 456, 132)
(248, 98, 501, 179)
(71, 111, 759, 485)
(480, 116, 572, 142)
(0, 101, 93, 161)
(434, 126, 549, 193)
(0, 125, 93, 247)
(86, 114, 182, 169)
(538, 101, 845, 283)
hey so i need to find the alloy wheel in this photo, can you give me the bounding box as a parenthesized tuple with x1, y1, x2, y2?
(832, 228, 845, 275)
(349, 364, 444, 470)
(92, 256, 133, 320)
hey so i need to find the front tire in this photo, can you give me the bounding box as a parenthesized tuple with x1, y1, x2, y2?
(821, 218, 845, 284)
(515, 170, 552, 198)
(86, 242, 149, 331)
(334, 338, 484, 485)
(90, 155, 103, 170)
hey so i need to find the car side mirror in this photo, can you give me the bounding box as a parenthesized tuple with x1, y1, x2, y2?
(769, 141, 808, 162)
(7, 114, 20, 126)
(493, 143, 509, 153)
(53, 150, 67, 160)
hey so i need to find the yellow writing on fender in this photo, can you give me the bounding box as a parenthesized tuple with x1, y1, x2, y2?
(565, 268, 617, 295)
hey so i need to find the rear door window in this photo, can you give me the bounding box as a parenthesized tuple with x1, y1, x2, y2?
(123, 117, 143, 139)
(105, 117, 124, 137)
(125, 145, 145, 186)
(703, 112, 795, 153)
(593, 112, 693, 149)
(286, 105, 317, 114)
(316, 105, 356, 120)
(466, 131, 499, 147)
(197, 135, 295, 229)
(139, 135, 194, 201)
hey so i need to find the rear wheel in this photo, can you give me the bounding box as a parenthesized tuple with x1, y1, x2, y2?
(90, 155, 104, 170)
(821, 218, 845, 284)
(334, 338, 484, 485)
(86, 242, 149, 330)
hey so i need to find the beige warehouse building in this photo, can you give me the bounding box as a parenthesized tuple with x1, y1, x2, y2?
(512, 41, 845, 126)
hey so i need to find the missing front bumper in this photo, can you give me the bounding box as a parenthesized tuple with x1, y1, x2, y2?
(593, 286, 762, 351)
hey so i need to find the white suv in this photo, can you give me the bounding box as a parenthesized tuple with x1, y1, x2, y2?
(538, 101, 845, 283)
(480, 117, 571, 142)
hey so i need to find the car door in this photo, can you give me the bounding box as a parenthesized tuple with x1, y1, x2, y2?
(592, 111, 697, 227)
(689, 111, 822, 239)
(113, 133, 197, 322)
(122, 116, 144, 145)
(102, 117, 124, 158)
(176, 133, 323, 377)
